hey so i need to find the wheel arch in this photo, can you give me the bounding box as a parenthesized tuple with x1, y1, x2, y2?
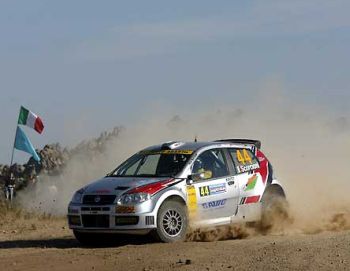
(162, 195, 186, 205)
(262, 183, 286, 200)
(153, 189, 187, 217)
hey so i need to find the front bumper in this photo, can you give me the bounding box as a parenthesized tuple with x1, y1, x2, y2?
(67, 204, 157, 234)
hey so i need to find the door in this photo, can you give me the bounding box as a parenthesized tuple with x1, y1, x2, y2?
(227, 148, 263, 206)
(189, 148, 240, 221)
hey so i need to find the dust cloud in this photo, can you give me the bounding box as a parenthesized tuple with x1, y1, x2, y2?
(17, 84, 350, 236)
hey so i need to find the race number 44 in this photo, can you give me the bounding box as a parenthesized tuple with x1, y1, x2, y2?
(236, 149, 252, 165)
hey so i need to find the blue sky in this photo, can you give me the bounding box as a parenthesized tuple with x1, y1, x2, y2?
(0, 0, 349, 164)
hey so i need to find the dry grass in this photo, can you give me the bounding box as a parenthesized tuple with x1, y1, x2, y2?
(0, 200, 68, 241)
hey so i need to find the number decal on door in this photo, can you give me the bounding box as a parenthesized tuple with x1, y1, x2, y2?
(199, 183, 226, 197)
(199, 186, 210, 197)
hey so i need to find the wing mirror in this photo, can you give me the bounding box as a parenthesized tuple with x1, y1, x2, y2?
(187, 170, 212, 184)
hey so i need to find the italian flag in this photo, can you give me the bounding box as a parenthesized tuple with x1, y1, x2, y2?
(18, 106, 44, 134)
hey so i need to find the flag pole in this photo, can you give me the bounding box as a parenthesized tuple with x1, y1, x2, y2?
(10, 107, 21, 166)
(10, 140, 15, 166)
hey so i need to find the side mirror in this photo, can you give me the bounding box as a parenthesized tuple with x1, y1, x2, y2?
(187, 171, 212, 184)
(186, 177, 194, 185)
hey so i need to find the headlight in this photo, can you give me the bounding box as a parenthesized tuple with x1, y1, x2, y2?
(71, 188, 85, 204)
(117, 193, 150, 205)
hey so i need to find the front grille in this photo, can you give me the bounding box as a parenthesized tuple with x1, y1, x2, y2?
(82, 215, 110, 228)
(83, 195, 116, 205)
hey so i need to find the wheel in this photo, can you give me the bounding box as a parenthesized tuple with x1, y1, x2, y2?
(153, 200, 188, 243)
(260, 185, 290, 232)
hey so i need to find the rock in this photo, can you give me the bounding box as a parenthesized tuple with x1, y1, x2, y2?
(0, 126, 123, 193)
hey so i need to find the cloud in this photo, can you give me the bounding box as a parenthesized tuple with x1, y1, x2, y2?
(73, 0, 350, 60)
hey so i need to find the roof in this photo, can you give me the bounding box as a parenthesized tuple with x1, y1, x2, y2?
(142, 139, 261, 153)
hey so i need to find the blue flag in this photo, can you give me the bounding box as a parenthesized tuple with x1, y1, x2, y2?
(14, 126, 40, 162)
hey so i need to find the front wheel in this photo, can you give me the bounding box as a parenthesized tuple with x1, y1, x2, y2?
(153, 200, 188, 243)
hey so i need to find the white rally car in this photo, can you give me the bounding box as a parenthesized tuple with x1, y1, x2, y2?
(68, 139, 286, 244)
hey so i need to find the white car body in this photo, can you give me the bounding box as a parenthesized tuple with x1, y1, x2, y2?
(68, 139, 285, 240)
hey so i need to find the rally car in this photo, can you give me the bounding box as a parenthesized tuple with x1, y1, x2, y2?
(68, 139, 287, 244)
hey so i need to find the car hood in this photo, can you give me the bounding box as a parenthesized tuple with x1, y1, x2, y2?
(82, 176, 171, 196)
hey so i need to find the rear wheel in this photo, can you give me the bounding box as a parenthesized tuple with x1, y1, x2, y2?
(153, 200, 188, 243)
(260, 185, 290, 232)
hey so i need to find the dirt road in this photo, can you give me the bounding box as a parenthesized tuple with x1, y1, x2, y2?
(0, 215, 349, 271)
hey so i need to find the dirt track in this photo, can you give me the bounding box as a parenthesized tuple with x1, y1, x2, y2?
(0, 216, 349, 271)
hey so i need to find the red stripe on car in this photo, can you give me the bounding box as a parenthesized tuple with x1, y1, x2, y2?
(128, 178, 174, 195)
(245, 195, 260, 204)
(255, 149, 269, 184)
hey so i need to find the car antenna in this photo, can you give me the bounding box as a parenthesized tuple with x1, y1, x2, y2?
(194, 135, 198, 142)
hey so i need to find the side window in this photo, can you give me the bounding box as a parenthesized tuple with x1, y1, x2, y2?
(228, 148, 260, 174)
(192, 149, 229, 180)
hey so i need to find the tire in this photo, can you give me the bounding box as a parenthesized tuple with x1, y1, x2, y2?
(153, 200, 188, 243)
(260, 185, 290, 232)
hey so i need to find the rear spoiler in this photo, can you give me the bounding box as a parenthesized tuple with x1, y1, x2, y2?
(214, 139, 261, 149)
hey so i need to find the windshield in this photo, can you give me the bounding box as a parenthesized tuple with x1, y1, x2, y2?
(109, 150, 193, 178)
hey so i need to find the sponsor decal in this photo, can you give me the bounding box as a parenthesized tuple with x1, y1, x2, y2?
(199, 183, 226, 197)
(226, 176, 235, 182)
(237, 162, 260, 173)
(187, 185, 197, 217)
(226, 176, 235, 186)
(202, 199, 227, 209)
(244, 174, 258, 191)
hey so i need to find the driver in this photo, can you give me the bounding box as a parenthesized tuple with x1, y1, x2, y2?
(193, 153, 215, 179)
